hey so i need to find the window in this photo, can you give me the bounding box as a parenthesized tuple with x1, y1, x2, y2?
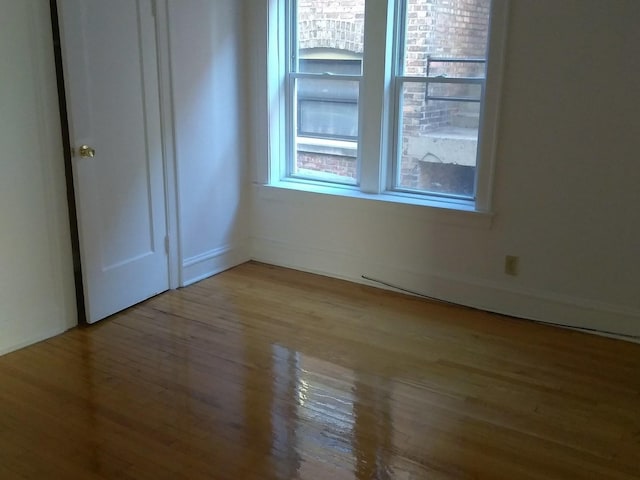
(272, 0, 507, 211)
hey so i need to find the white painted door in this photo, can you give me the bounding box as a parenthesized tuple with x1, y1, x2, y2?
(58, 0, 169, 323)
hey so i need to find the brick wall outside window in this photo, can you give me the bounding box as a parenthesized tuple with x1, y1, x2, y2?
(298, 0, 365, 53)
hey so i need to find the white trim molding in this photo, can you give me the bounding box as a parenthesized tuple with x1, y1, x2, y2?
(182, 243, 250, 287)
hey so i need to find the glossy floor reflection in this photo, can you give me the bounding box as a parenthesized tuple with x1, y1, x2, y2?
(1, 262, 639, 479)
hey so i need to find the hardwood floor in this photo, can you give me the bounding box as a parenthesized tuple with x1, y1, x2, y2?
(1, 261, 639, 479)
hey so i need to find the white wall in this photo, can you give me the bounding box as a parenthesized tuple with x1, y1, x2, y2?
(3, 0, 637, 353)
(247, 0, 640, 337)
(0, 0, 77, 354)
(168, 0, 251, 286)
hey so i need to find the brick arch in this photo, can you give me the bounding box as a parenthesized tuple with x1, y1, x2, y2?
(298, 19, 364, 54)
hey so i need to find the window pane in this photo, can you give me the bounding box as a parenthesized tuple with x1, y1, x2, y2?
(295, 0, 365, 74)
(299, 100, 358, 139)
(293, 140, 358, 185)
(402, 0, 491, 77)
(297, 77, 359, 140)
(396, 82, 480, 198)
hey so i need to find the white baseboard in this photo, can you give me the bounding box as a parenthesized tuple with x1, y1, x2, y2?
(251, 237, 640, 342)
(182, 243, 250, 287)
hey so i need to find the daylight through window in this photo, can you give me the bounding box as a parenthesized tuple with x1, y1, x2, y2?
(280, 0, 504, 208)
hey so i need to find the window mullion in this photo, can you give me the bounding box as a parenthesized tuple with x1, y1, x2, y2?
(358, 0, 394, 194)
(266, 0, 288, 184)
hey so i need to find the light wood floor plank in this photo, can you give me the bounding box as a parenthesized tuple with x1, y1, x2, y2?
(0, 261, 639, 479)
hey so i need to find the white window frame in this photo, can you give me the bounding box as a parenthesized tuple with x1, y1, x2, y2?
(266, 0, 509, 214)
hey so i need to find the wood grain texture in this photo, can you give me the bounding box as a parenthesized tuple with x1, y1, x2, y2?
(0, 261, 639, 479)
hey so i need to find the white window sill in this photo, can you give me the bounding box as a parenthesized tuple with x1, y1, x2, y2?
(258, 179, 494, 229)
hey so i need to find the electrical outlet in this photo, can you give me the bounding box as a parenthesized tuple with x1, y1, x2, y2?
(505, 255, 519, 276)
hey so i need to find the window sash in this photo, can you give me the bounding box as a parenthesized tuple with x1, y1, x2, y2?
(285, 6, 364, 184)
(286, 73, 362, 183)
(389, 0, 491, 200)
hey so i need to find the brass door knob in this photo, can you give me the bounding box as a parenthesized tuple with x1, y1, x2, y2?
(78, 145, 96, 158)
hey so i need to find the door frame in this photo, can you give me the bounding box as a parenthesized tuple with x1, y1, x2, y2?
(50, 0, 181, 322)
(153, 0, 181, 290)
